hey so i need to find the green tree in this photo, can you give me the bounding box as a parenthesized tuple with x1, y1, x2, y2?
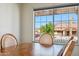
(40, 22, 54, 35)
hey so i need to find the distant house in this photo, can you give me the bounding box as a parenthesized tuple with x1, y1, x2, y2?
(54, 23, 77, 36)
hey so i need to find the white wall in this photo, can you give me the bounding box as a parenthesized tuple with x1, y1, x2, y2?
(0, 3, 20, 43)
(20, 3, 61, 43)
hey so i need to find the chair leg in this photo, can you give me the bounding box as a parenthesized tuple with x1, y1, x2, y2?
(1, 48, 4, 53)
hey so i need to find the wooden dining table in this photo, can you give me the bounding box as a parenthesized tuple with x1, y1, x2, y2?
(0, 43, 64, 56)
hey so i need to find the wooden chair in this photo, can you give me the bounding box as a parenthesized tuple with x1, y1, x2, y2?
(57, 36, 75, 56)
(0, 33, 18, 53)
(39, 34, 53, 46)
(62, 41, 75, 56)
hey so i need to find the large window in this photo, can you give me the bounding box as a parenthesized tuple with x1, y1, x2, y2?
(34, 4, 78, 44)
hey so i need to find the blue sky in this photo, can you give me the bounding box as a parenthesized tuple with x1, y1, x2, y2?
(35, 13, 78, 28)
